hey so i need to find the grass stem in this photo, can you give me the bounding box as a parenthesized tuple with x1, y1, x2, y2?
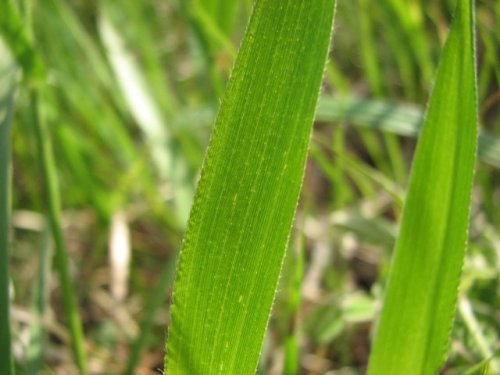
(29, 90, 88, 375)
(0, 60, 17, 375)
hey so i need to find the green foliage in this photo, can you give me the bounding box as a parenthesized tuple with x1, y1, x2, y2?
(165, 1, 336, 373)
(0, 0, 498, 373)
(0, 0, 44, 83)
(0, 42, 17, 375)
(316, 96, 500, 168)
(29, 90, 88, 374)
(367, 0, 479, 373)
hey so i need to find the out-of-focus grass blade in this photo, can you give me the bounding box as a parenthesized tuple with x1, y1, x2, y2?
(317, 95, 423, 136)
(201, 0, 241, 35)
(30, 90, 89, 375)
(477, 136, 500, 169)
(458, 297, 500, 373)
(0, 41, 17, 375)
(34, 0, 168, 222)
(1, 1, 89, 371)
(178, 0, 242, 96)
(165, 0, 336, 373)
(125, 259, 177, 375)
(316, 95, 500, 168)
(175, 97, 500, 169)
(311, 142, 404, 207)
(367, 1, 478, 374)
(382, 0, 433, 89)
(27, 224, 52, 375)
(0, 0, 44, 83)
(99, 7, 194, 224)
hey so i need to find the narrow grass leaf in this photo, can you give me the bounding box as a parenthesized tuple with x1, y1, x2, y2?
(125, 259, 177, 375)
(165, 1, 336, 374)
(30, 91, 88, 375)
(27, 224, 53, 375)
(171, 96, 500, 169)
(316, 95, 500, 168)
(99, 8, 194, 224)
(34, 0, 166, 220)
(0, 41, 17, 375)
(0, 0, 44, 83)
(1, 2, 89, 370)
(367, 1, 478, 374)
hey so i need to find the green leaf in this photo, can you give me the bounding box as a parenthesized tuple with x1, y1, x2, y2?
(0, 0, 44, 83)
(367, 1, 478, 374)
(316, 95, 500, 169)
(164, 0, 336, 373)
(99, 6, 194, 224)
(0, 41, 17, 375)
(29, 89, 89, 375)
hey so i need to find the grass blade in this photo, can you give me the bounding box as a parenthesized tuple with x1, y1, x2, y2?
(99, 8, 194, 224)
(367, 1, 478, 374)
(125, 259, 177, 375)
(30, 91, 88, 374)
(316, 95, 500, 168)
(0, 41, 17, 375)
(164, 1, 336, 373)
(0, 0, 44, 83)
(1, 1, 89, 370)
(26, 224, 52, 375)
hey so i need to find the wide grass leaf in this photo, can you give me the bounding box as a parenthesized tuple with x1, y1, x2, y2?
(367, 1, 478, 374)
(164, 1, 336, 374)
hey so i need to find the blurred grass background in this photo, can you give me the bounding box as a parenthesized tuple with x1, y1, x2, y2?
(1, 0, 499, 374)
